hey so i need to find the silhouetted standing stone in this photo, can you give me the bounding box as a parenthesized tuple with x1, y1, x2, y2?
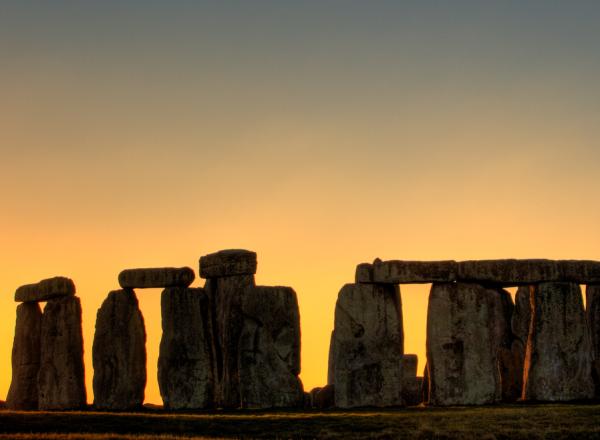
(426, 282, 511, 405)
(205, 274, 255, 408)
(401, 354, 422, 406)
(158, 287, 214, 409)
(238, 286, 303, 408)
(38, 296, 86, 410)
(586, 284, 600, 396)
(329, 283, 404, 408)
(93, 289, 146, 410)
(523, 282, 593, 401)
(6, 303, 42, 410)
(15, 277, 75, 303)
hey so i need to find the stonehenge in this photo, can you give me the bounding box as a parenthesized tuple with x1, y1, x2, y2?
(7, 255, 600, 411)
(8, 277, 86, 410)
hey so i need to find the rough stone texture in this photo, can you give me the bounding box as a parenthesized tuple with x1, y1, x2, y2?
(357, 260, 457, 284)
(426, 282, 512, 406)
(559, 260, 600, 284)
(206, 274, 255, 408)
(158, 287, 214, 409)
(586, 284, 600, 396)
(38, 296, 87, 410)
(401, 354, 421, 406)
(93, 289, 146, 410)
(505, 285, 532, 401)
(329, 283, 403, 408)
(314, 384, 335, 409)
(6, 302, 42, 410)
(200, 249, 257, 279)
(457, 259, 559, 286)
(238, 286, 303, 408)
(422, 363, 430, 404)
(523, 282, 593, 401)
(118, 267, 194, 289)
(15, 277, 75, 303)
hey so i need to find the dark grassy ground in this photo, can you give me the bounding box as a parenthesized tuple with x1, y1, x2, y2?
(2, 404, 600, 439)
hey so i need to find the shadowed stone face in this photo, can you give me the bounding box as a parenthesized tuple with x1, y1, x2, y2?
(14, 277, 75, 303)
(329, 283, 404, 408)
(93, 289, 146, 410)
(426, 282, 512, 406)
(586, 284, 600, 396)
(523, 282, 593, 401)
(6, 302, 42, 410)
(118, 267, 195, 289)
(38, 296, 87, 410)
(158, 287, 214, 410)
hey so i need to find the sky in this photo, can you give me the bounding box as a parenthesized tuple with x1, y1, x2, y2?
(1, 1, 600, 404)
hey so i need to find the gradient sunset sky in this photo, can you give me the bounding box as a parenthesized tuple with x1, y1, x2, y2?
(2, 1, 600, 404)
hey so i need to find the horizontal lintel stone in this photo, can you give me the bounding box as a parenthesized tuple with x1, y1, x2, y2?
(118, 267, 195, 289)
(199, 249, 257, 279)
(15, 277, 76, 303)
(356, 259, 600, 285)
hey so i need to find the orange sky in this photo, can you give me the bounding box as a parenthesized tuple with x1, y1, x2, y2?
(2, 2, 600, 404)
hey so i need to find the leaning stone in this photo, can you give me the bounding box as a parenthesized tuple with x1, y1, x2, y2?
(199, 249, 257, 279)
(238, 286, 304, 409)
(587, 284, 600, 396)
(118, 267, 194, 289)
(205, 274, 255, 408)
(38, 296, 87, 410)
(158, 287, 214, 409)
(93, 289, 146, 410)
(426, 282, 512, 405)
(523, 282, 594, 401)
(329, 283, 404, 408)
(369, 260, 457, 284)
(14, 277, 75, 303)
(457, 259, 559, 286)
(6, 303, 42, 410)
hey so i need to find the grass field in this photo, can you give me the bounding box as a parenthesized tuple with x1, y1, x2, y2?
(2, 404, 600, 439)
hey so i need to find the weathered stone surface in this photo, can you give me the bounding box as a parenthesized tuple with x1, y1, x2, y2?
(6, 303, 42, 410)
(238, 286, 303, 408)
(426, 282, 512, 405)
(401, 354, 421, 406)
(199, 249, 257, 279)
(206, 274, 255, 408)
(93, 289, 146, 410)
(457, 259, 559, 286)
(523, 282, 593, 401)
(329, 283, 403, 408)
(422, 363, 430, 404)
(118, 267, 194, 289)
(15, 277, 75, 303)
(38, 296, 87, 410)
(559, 260, 600, 284)
(358, 260, 457, 284)
(314, 384, 335, 409)
(158, 287, 214, 409)
(586, 284, 600, 396)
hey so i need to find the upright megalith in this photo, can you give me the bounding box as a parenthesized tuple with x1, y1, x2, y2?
(426, 282, 512, 406)
(238, 286, 303, 408)
(93, 289, 146, 410)
(586, 284, 600, 396)
(6, 303, 42, 410)
(523, 282, 593, 401)
(401, 354, 422, 406)
(158, 287, 214, 409)
(118, 267, 195, 289)
(329, 283, 404, 408)
(200, 249, 304, 409)
(38, 296, 87, 410)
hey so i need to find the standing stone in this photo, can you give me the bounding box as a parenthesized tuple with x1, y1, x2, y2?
(238, 286, 303, 408)
(93, 289, 146, 410)
(401, 354, 422, 406)
(523, 282, 593, 401)
(587, 284, 600, 396)
(205, 274, 255, 408)
(6, 303, 42, 410)
(426, 282, 512, 405)
(329, 283, 404, 408)
(38, 296, 87, 410)
(158, 287, 214, 409)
